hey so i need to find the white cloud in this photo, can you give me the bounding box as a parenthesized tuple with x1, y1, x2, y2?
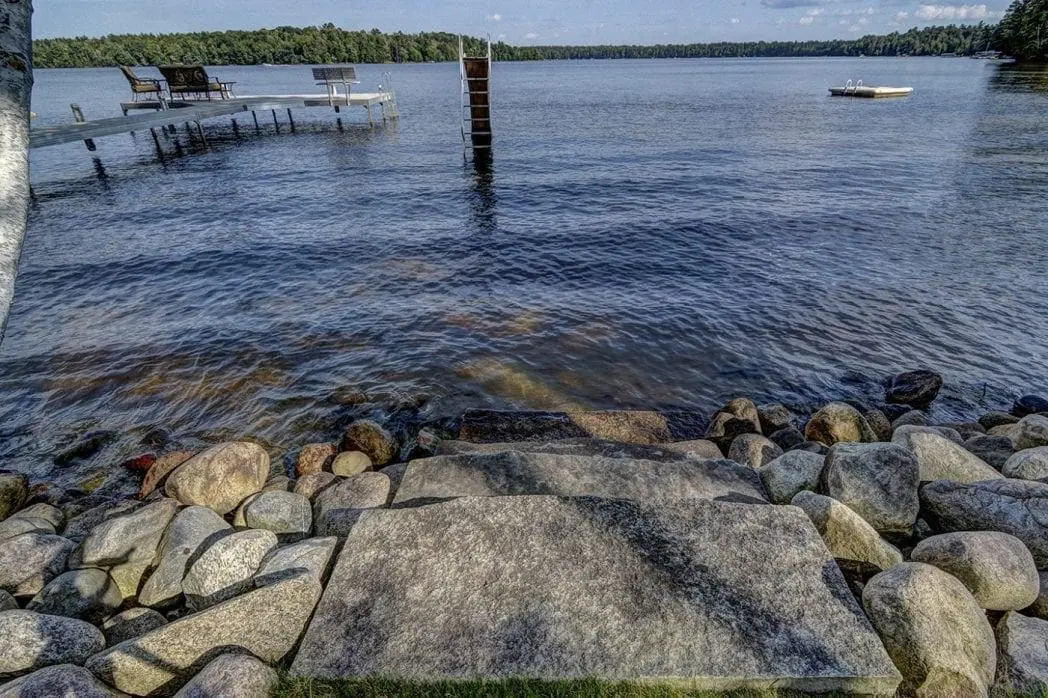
(487, 13, 502, 21)
(523, 31, 538, 39)
(799, 15, 815, 24)
(915, 4, 992, 20)
(895, 11, 910, 19)
(730, 17, 741, 24)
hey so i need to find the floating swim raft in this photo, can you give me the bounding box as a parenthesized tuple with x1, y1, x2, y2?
(829, 80, 913, 98)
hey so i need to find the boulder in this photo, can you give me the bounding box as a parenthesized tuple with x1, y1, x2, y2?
(791, 491, 903, 571)
(0, 474, 28, 522)
(964, 435, 1016, 470)
(101, 607, 168, 647)
(1026, 570, 1048, 620)
(293, 472, 339, 500)
(11, 505, 64, 532)
(0, 664, 120, 697)
(243, 491, 312, 540)
(989, 423, 1024, 445)
(791, 440, 829, 455)
(292, 496, 900, 692)
(820, 442, 919, 534)
(164, 442, 269, 515)
(0, 610, 105, 676)
(885, 370, 943, 407)
(1016, 415, 1048, 451)
(25, 569, 122, 624)
(862, 562, 996, 697)
(0, 518, 54, 543)
(880, 404, 912, 422)
(893, 424, 964, 445)
(70, 498, 179, 599)
(757, 403, 792, 435)
(804, 403, 876, 447)
(769, 426, 805, 452)
(757, 450, 824, 504)
(1003, 447, 1048, 482)
(921, 479, 1048, 568)
(994, 612, 1048, 696)
(294, 443, 336, 477)
(890, 410, 927, 431)
(87, 571, 322, 696)
(171, 653, 278, 698)
(262, 475, 291, 493)
(62, 499, 141, 544)
(0, 590, 15, 612)
(313, 472, 392, 537)
(330, 451, 373, 477)
(0, 533, 76, 597)
(390, 452, 768, 507)
(137, 506, 231, 609)
(255, 537, 338, 585)
(981, 412, 1020, 430)
(340, 420, 398, 467)
(941, 421, 986, 440)
(726, 434, 783, 469)
(892, 429, 1002, 484)
(910, 532, 1038, 611)
(182, 529, 277, 611)
(137, 451, 195, 500)
(1014, 395, 1048, 419)
(659, 440, 724, 460)
(863, 410, 892, 442)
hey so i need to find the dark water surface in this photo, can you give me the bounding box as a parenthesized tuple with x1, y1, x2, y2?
(6, 58, 1048, 490)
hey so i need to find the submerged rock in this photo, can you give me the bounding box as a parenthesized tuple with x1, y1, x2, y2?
(1014, 395, 1048, 419)
(0, 610, 105, 676)
(910, 532, 1038, 611)
(52, 431, 118, 466)
(885, 370, 943, 407)
(340, 420, 398, 467)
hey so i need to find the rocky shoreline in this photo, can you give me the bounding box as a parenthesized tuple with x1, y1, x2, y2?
(1, 369, 1048, 695)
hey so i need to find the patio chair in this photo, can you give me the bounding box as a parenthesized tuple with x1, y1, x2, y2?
(158, 65, 236, 101)
(119, 65, 164, 102)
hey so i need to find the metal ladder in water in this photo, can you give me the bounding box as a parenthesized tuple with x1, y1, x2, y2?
(379, 71, 399, 121)
(460, 36, 493, 150)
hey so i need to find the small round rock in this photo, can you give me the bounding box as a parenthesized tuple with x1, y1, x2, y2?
(331, 451, 373, 477)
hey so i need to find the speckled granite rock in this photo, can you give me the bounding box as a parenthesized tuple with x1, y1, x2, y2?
(820, 442, 919, 534)
(171, 653, 278, 698)
(0, 610, 105, 676)
(911, 532, 1038, 610)
(0, 533, 75, 598)
(164, 442, 269, 515)
(138, 505, 231, 609)
(0, 664, 120, 697)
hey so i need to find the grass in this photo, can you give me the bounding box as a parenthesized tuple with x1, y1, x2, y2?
(276, 676, 842, 698)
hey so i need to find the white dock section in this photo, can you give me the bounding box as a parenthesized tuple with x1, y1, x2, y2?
(30, 92, 397, 149)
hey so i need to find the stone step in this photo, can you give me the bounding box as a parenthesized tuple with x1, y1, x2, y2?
(457, 409, 708, 445)
(291, 496, 901, 693)
(437, 437, 723, 461)
(391, 451, 768, 506)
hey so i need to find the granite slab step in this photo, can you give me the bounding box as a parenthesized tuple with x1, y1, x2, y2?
(291, 495, 901, 693)
(457, 409, 707, 445)
(391, 451, 769, 506)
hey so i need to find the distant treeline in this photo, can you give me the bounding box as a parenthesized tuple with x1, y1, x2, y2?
(33, 24, 1001, 69)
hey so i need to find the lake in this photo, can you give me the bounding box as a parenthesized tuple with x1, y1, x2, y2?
(6, 57, 1048, 492)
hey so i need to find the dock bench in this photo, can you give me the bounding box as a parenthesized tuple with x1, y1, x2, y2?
(313, 67, 360, 104)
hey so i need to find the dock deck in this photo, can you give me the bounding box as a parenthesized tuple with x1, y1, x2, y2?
(30, 92, 397, 149)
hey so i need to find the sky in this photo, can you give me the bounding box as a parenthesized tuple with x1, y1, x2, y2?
(35, 0, 1012, 43)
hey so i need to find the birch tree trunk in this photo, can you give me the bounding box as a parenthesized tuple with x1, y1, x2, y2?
(0, 0, 33, 340)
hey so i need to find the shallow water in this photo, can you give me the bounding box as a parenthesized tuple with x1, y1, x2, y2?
(6, 58, 1048, 491)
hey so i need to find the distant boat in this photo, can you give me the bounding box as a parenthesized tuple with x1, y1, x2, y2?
(830, 79, 913, 98)
(941, 52, 958, 57)
(971, 51, 1002, 60)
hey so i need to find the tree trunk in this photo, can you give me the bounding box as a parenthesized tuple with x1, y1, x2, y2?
(0, 0, 33, 340)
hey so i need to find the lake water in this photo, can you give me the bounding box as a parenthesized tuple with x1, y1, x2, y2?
(6, 58, 1048, 492)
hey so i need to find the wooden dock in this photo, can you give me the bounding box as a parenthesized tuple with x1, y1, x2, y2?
(30, 92, 397, 150)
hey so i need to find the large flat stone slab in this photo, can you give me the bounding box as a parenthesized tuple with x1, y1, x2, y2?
(391, 452, 768, 506)
(292, 496, 901, 693)
(457, 410, 707, 445)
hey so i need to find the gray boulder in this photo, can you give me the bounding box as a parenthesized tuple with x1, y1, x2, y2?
(757, 451, 824, 504)
(255, 537, 337, 585)
(293, 472, 339, 500)
(0, 664, 120, 697)
(921, 479, 1048, 568)
(1015, 396, 1048, 418)
(292, 496, 900, 692)
(0, 474, 28, 522)
(757, 403, 793, 435)
(864, 410, 892, 442)
(890, 410, 927, 431)
(0, 518, 54, 543)
(910, 532, 1038, 611)
(892, 429, 1002, 484)
(62, 499, 141, 545)
(87, 571, 322, 696)
(820, 442, 919, 534)
(862, 562, 996, 696)
(26, 569, 122, 624)
(331, 451, 372, 477)
(727, 434, 783, 469)
(172, 653, 278, 698)
(164, 442, 269, 515)
(12, 505, 64, 532)
(0, 533, 75, 597)
(182, 529, 277, 611)
(101, 607, 168, 646)
(893, 424, 964, 445)
(0, 590, 15, 611)
(804, 402, 876, 446)
(982, 412, 1020, 430)
(989, 423, 1024, 445)
(138, 505, 231, 609)
(885, 370, 943, 407)
(70, 498, 179, 599)
(708, 397, 762, 435)
(340, 420, 398, 467)
(791, 491, 903, 571)
(1003, 447, 1048, 481)
(770, 426, 806, 452)
(964, 435, 1016, 470)
(994, 612, 1048, 696)
(313, 472, 391, 537)
(0, 610, 105, 676)
(243, 491, 312, 540)
(1017, 415, 1048, 450)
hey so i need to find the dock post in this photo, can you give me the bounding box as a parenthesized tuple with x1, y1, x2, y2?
(195, 121, 207, 147)
(286, 108, 295, 132)
(251, 111, 260, 133)
(70, 104, 97, 152)
(149, 127, 162, 153)
(272, 109, 280, 133)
